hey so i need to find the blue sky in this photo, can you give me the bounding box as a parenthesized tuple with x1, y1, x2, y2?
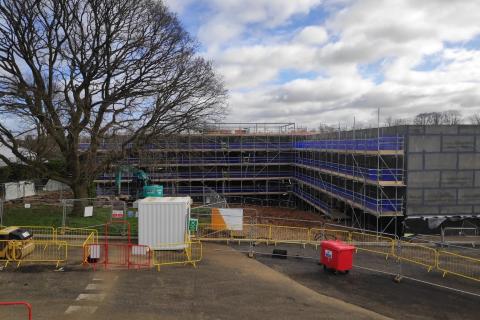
(166, 0, 480, 127)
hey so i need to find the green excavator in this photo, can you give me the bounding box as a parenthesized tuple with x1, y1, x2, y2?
(115, 165, 163, 200)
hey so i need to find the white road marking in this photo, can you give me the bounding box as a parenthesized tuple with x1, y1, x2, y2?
(65, 306, 98, 314)
(85, 283, 103, 290)
(92, 277, 103, 281)
(76, 293, 106, 302)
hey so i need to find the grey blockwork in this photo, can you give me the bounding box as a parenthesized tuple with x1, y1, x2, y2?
(406, 125, 480, 217)
(424, 153, 457, 170)
(458, 153, 480, 169)
(424, 189, 457, 204)
(408, 135, 441, 152)
(458, 188, 480, 204)
(407, 154, 423, 170)
(441, 171, 474, 188)
(442, 135, 474, 152)
(407, 171, 440, 188)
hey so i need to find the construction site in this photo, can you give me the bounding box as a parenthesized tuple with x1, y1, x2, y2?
(1, 123, 480, 319)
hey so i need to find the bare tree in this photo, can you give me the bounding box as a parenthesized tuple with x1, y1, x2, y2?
(0, 0, 227, 205)
(468, 113, 480, 125)
(442, 110, 462, 125)
(384, 116, 411, 127)
(413, 111, 462, 125)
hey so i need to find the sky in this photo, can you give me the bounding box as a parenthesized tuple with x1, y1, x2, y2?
(164, 0, 480, 128)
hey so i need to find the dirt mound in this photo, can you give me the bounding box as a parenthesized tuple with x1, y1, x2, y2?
(231, 205, 327, 227)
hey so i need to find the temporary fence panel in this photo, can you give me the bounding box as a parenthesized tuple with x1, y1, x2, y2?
(0, 239, 15, 266)
(309, 228, 351, 246)
(393, 241, 437, 271)
(437, 250, 480, 282)
(251, 224, 272, 243)
(152, 240, 202, 271)
(194, 223, 233, 241)
(350, 232, 394, 258)
(270, 225, 309, 245)
(4, 181, 36, 201)
(83, 231, 97, 248)
(0, 301, 32, 320)
(62, 198, 124, 229)
(83, 243, 151, 270)
(57, 227, 98, 247)
(13, 226, 56, 241)
(5, 240, 68, 268)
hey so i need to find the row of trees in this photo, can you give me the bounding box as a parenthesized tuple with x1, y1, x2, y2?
(0, 0, 227, 205)
(317, 110, 480, 133)
(385, 110, 479, 127)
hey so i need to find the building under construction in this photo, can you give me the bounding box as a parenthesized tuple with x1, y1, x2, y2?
(93, 123, 480, 234)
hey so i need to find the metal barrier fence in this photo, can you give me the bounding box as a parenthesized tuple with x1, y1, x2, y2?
(83, 243, 151, 270)
(13, 226, 56, 241)
(192, 222, 480, 282)
(437, 250, 480, 282)
(57, 227, 98, 247)
(0, 301, 32, 320)
(152, 240, 203, 271)
(394, 242, 437, 271)
(350, 232, 394, 259)
(1, 221, 478, 281)
(1, 239, 67, 268)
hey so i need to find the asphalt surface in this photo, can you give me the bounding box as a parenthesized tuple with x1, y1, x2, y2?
(240, 243, 480, 320)
(0, 243, 388, 320)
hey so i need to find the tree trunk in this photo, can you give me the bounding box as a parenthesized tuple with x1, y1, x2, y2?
(71, 182, 90, 216)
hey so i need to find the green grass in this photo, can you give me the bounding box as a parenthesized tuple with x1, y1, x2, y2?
(2, 204, 139, 236)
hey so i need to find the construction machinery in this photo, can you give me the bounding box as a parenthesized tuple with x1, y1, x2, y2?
(115, 165, 163, 201)
(0, 227, 35, 260)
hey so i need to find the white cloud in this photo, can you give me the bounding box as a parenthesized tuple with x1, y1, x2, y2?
(295, 26, 328, 45)
(197, 0, 323, 47)
(163, 0, 194, 14)
(173, 0, 480, 127)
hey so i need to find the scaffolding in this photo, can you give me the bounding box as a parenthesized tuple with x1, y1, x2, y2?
(292, 127, 405, 235)
(95, 123, 299, 206)
(93, 122, 406, 233)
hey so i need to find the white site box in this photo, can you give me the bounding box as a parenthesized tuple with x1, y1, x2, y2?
(138, 197, 191, 250)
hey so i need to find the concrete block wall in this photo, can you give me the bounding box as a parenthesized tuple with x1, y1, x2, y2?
(406, 125, 480, 217)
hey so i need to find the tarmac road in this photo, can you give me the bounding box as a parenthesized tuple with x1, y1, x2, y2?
(0, 243, 389, 320)
(245, 243, 480, 320)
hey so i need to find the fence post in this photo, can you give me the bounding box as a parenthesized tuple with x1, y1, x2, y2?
(61, 199, 67, 228)
(248, 216, 255, 258)
(0, 199, 3, 226)
(394, 238, 403, 282)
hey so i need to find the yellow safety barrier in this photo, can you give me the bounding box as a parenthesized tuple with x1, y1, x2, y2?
(82, 231, 97, 248)
(0, 239, 67, 268)
(194, 223, 237, 242)
(57, 227, 98, 247)
(270, 225, 310, 245)
(309, 228, 351, 247)
(152, 240, 203, 271)
(393, 241, 437, 271)
(437, 250, 480, 282)
(0, 240, 16, 266)
(14, 226, 56, 241)
(350, 232, 394, 259)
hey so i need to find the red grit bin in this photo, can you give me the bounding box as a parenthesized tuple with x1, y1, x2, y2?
(320, 240, 355, 274)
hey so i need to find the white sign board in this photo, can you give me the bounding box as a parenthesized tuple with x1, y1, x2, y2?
(84, 206, 93, 217)
(112, 209, 124, 219)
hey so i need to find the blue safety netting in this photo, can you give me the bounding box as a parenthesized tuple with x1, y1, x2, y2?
(294, 172, 401, 212)
(98, 170, 291, 180)
(294, 136, 403, 151)
(295, 157, 402, 181)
